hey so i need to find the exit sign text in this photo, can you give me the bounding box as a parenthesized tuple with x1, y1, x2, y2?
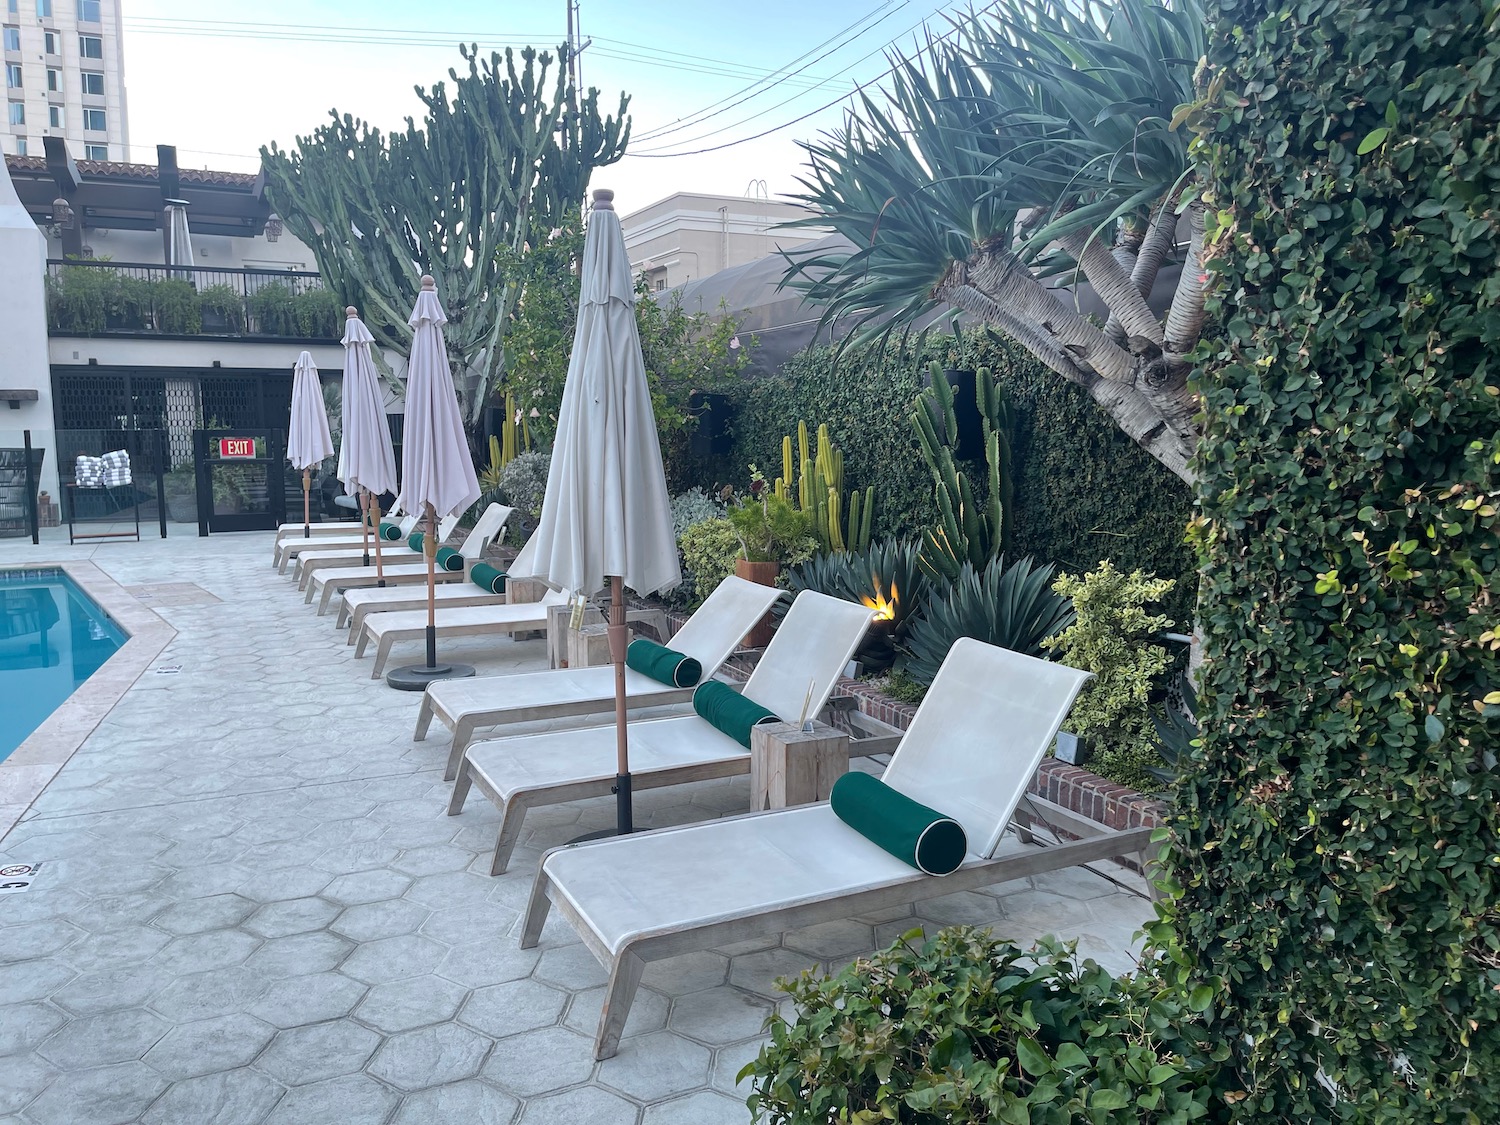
(219, 438, 256, 459)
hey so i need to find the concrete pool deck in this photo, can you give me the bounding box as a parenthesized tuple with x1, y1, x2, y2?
(0, 530, 1155, 1125)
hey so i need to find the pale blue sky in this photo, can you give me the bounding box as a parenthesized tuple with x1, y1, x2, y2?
(122, 0, 957, 212)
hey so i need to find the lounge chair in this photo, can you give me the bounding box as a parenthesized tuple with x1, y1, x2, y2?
(291, 512, 463, 585)
(354, 588, 571, 678)
(446, 590, 873, 875)
(306, 504, 512, 610)
(416, 575, 787, 780)
(272, 512, 415, 569)
(341, 583, 512, 641)
(518, 637, 1156, 1059)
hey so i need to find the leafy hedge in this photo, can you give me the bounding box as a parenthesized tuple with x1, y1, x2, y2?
(1170, 1, 1500, 1120)
(713, 333, 1199, 624)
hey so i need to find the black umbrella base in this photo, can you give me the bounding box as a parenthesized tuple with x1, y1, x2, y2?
(386, 663, 476, 691)
(567, 773, 635, 844)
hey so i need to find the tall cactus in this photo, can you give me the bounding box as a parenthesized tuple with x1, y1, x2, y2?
(911, 363, 1012, 583)
(773, 420, 874, 553)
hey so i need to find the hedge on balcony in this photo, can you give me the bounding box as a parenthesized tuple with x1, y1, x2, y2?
(680, 332, 1198, 625)
(46, 267, 341, 339)
(1169, 1, 1500, 1120)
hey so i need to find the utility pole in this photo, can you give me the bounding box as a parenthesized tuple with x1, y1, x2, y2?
(566, 0, 582, 93)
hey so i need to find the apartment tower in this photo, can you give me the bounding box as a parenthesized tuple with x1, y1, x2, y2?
(3, 0, 127, 160)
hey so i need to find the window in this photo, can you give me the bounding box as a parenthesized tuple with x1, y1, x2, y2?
(16, 137, 26, 155)
(83, 143, 106, 159)
(43, 30, 56, 53)
(5, 0, 14, 15)
(82, 106, 104, 130)
(81, 70, 103, 94)
(48, 104, 60, 127)
(78, 33, 100, 58)
(77, 0, 97, 20)
(7, 101, 21, 125)
(5, 62, 19, 88)
(2, 27, 18, 51)
(46, 67, 57, 90)
(35, 0, 49, 16)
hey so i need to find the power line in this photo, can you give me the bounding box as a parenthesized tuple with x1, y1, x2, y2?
(623, 2, 992, 159)
(632, 1, 907, 144)
(121, 17, 836, 91)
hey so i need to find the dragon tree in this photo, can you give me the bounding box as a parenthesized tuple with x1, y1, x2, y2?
(260, 44, 629, 427)
(783, 0, 1208, 483)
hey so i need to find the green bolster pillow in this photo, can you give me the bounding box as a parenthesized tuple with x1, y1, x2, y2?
(435, 547, 464, 572)
(830, 771, 968, 876)
(407, 531, 426, 553)
(470, 562, 507, 594)
(626, 638, 702, 688)
(692, 680, 777, 749)
(379, 520, 404, 541)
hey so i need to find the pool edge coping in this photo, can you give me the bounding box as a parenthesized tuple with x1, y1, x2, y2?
(0, 560, 176, 843)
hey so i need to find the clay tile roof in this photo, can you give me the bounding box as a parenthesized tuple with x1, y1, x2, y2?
(4, 153, 258, 189)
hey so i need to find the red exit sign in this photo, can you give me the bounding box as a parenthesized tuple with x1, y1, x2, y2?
(219, 438, 256, 459)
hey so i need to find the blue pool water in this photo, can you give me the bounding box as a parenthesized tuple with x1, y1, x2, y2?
(0, 568, 126, 762)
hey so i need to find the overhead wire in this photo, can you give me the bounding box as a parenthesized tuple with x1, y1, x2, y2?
(630, 1, 908, 144)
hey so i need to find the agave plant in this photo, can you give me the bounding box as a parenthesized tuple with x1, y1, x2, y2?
(1147, 671, 1199, 786)
(785, 539, 930, 672)
(781, 0, 1209, 483)
(900, 556, 1075, 686)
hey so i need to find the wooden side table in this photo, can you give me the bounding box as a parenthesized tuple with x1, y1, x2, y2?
(749, 720, 849, 810)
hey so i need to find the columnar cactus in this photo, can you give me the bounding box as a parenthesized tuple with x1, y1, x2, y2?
(773, 420, 874, 554)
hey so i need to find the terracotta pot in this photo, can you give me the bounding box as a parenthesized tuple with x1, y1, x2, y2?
(734, 558, 780, 648)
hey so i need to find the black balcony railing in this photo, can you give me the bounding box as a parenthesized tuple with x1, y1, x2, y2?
(45, 259, 342, 340)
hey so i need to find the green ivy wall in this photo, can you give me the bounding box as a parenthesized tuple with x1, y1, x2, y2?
(693, 333, 1199, 623)
(1171, 1, 1500, 1119)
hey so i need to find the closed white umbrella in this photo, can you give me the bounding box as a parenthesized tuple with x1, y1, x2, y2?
(388, 276, 481, 689)
(286, 350, 334, 538)
(510, 188, 681, 834)
(341, 307, 400, 579)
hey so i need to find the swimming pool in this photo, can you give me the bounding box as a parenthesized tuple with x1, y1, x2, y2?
(0, 568, 127, 763)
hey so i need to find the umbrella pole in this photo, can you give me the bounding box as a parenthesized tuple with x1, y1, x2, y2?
(425, 502, 438, 670)
(610, 575, 633, 836)
(302, 468, 311, 538)
(370, 491, 385, 587)
(360, 490, 371, 568)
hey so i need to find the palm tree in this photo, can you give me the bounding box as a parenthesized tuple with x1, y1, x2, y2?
(782, 0, 1207, 483)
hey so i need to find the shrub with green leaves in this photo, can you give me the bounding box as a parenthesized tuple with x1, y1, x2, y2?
(1169, 1, 1500, 1117)
(676, 517, 742, 609)
(1041, 562, 1175, 791)
(900, 556, 1073, 686)
(495, 450, 549, 517)
(726, 493, 817, 567)
(669, 487, 723, 539)
(745, 927, 1231, 1124)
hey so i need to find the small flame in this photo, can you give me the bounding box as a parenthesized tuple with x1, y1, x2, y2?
(860, 580, 898, 622)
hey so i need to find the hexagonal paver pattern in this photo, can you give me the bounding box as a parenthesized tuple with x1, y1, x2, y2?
(643, 1089, 750, 1125)
(243, 932, 352, 977)
(330, 899, 430, 943)
(321, 869, 412, 906)
(244, 897, 341, 939)
(0, 1001, 66, 1057)
(38, 1007, 171, 1068)
(141, 1069, 285, 1125)
(437, 939, 541, 989)
(564, 985, 669, 1040)
(388, 1080, 520, 1125)
(24, 1061, 167, 1125)
(598, 1031, 713, 1101)
(340, 934, 445, 984)
(142, 1013, 277, 1081)
(151, 894, 258, 935)
(248, 972, 368, 1030)
(262, 1075, 397, 1125)
(670, 987, 774, 1045)
(257, 1022, 381, 1086)
(366, 1023, 491, 1092)
(354, 975, 468, 1034)
(482, 1025, 597, 1098)
(519, 1084, 638, 1125)
(460, 977, 568, 1039)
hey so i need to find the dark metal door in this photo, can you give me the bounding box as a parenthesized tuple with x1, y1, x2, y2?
(193, 430, 286, 534)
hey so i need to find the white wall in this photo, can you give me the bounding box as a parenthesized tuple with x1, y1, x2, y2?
(43, 225, 317, 271)
(0, 155, 59, 501)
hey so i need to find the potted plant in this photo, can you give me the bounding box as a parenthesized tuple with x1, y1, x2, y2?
(198, 284, 245, 333)
(727, 483, 816, 646)
(248, 281, 297, 336)
(152, 279, 202, 334)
